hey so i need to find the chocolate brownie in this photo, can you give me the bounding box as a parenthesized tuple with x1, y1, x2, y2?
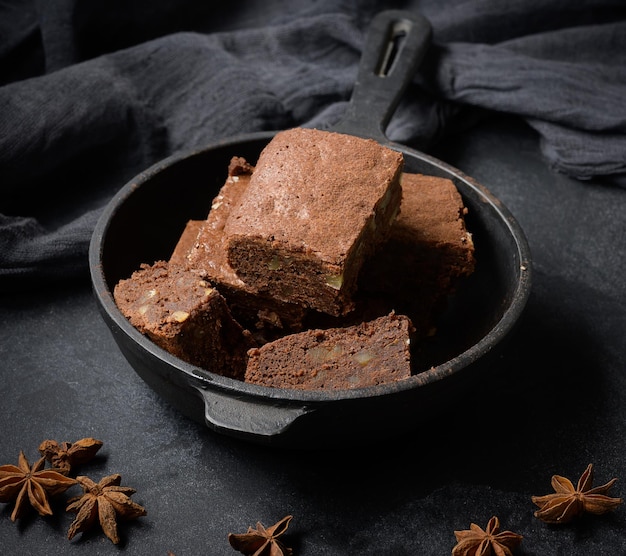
(113, 260, 254, 379)
(244, 312, 414, 390)
(171, 157, 254, 268)
(170, 220, 203, 266)
(359, 172, 476, 336)
(114, 139, 477, 392)
(182, 157, 307, 337)
(224, 128, 404, 316)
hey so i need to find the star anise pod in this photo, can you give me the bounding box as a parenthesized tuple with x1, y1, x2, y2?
(0, 451, 77, 521)
(452, 516, 522, 556)
(39, 437, 103, 475)
(66, 474, 147, 544)
(532, 463, 623, 524)
(228, 514, 294, 556)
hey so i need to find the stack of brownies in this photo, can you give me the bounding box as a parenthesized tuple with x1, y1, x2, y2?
(113, 128, 475, 390)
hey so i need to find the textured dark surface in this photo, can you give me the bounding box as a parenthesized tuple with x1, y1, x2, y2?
(1, 115, 625, 555)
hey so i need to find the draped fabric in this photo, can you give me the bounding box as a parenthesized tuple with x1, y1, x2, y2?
(1, 0, 625, 290)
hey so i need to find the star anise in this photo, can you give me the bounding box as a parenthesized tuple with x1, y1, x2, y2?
(452, 516, 522, 556)
(0, 451, 77, 521)
(66, 474, 147, 544)
(532, 463, 623, 524)
(38, 437, 103, 475)
(228, 514, 294, 556)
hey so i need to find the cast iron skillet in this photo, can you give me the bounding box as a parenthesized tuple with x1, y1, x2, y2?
(89, 11, 532, 448)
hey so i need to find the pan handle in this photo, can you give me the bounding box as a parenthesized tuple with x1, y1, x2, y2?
(331, 10, 432, 143)
(195, 385, 313, 440)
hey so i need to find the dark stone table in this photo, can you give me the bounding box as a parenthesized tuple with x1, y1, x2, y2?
(2, 115, 625, 555)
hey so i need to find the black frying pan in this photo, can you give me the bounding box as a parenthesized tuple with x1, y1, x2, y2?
(89, 10, 531, 448)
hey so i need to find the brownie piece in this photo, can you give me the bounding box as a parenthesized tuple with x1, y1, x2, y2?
(170, 220, 203, 266)
(181, 156, 254, 275)
(171, 156, 255, 268)
(224, 128, 404, 316)
(182, 157, 307, 337)
(244, 312, 414, 390)
(113, 260, 254, 379)
(359, 172, 476, 336)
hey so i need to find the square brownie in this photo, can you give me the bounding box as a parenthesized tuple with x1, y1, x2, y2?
(359, 172, 476, 336)
(223, 128, 404, 316)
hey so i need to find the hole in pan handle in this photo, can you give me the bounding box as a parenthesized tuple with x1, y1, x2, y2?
(331, 9, 432, 143)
